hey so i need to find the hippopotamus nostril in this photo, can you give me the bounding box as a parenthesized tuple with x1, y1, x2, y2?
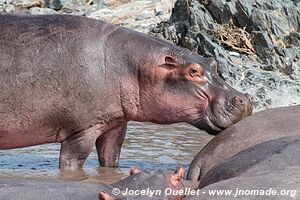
(233, 94, 253, 116)
(232, 96, 244, 106)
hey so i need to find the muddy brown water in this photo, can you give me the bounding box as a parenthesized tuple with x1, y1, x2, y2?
(0, 122, 213, 184)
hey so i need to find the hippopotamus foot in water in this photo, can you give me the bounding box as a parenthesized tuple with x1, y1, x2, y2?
(0, 14, 253, 170)
(102, 166, 186, 200)
(95, 123, 127, 167)
(187, 105, 300, 181)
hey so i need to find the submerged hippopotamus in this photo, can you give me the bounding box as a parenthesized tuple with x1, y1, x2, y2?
(0, 167, 186, 200)
(187, 105, 300, 181)
(0, 178, 113, 200)
(101, 166, 186, 200)
(0, 14, 252, 170)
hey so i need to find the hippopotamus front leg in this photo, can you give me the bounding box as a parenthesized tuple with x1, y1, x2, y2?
(59, 125, 103, 170)
(96, 123, 127, 167)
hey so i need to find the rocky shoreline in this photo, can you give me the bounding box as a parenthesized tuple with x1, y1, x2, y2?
(0, 0, 174, 33)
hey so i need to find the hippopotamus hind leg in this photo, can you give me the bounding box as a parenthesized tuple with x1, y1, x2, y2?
(59, 125, 102, 170)
(96, 123, 127, 167)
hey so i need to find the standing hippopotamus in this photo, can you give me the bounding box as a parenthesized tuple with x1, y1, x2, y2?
(0, 14, 252, 170)
(187, 105, 300, 181)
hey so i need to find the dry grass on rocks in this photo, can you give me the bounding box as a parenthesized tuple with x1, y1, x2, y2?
(213, 22, 256, 55)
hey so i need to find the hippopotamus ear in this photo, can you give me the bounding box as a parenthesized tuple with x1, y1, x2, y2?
(210, 58, 225, 81)
(207, 58, 218, 73)
(158, 54, 178, 68)
(208, 58, 225, 80)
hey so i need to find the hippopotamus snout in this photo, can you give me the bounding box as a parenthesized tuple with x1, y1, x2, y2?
(231, 93, 253, 116)
(230, 93, 253, 113)
(190, 95, 253, 135)
(204, 92, 253, 134)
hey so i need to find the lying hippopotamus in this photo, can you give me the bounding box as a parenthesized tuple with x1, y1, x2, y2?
(0, 14, 252, 170)
(187, 105, 300, 181)
(199, 136, 300, 188)
(188, 166, 300, 200)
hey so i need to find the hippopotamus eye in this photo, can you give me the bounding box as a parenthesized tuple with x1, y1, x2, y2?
(189, 66, 203, 77)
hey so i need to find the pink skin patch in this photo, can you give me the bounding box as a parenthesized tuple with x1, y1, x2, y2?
(129, 166, 141, 175)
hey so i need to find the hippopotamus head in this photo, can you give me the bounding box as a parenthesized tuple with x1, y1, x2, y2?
(135, 47, 253, 135)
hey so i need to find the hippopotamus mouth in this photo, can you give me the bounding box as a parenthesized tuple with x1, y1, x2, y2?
(192, 93, 253, 135)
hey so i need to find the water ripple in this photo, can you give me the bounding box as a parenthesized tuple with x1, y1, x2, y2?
(0, 122, 213, 183)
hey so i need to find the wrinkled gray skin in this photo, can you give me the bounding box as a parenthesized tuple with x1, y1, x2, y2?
(199, 136, 300, 188)
(0, 14, 252, 170)
(187, 105, 300, 181)
(187, 166, 300, 200)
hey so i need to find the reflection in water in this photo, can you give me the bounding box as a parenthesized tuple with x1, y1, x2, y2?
(0, 122, 213, 183)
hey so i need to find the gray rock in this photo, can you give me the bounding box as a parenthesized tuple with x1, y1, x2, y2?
(121, 18, 136, 26)
(85, 7, 114, 20)
(205, 0, 228, 23)
(71, 10, 84, 16)
(285, 32, 300, 46)
(136, 11, 155, 21)
(155, 10, 164, 16)
(60, 0, 87, 10)
(235, 0, 254, 28)
(252, 31, 273, 50)
(4, 4, 16, 12)
(43, 0, 62, 10)
(224, 1, 238, 17)
(29, 7, 58, 15)
(9, 0, 41, 8)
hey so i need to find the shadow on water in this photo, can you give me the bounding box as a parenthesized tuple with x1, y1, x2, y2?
(0, 122, 213, 183)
